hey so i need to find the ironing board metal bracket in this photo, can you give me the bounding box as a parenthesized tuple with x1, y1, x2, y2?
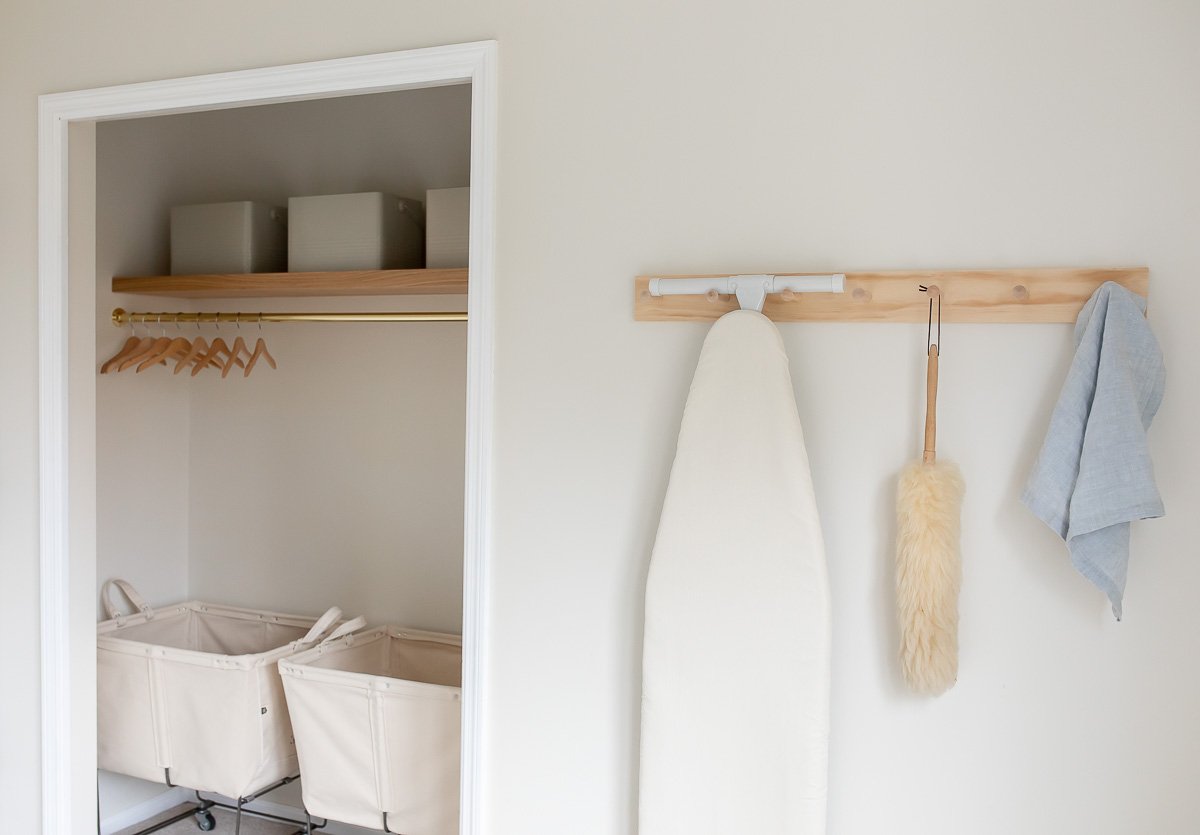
(647, 274, 846, 312)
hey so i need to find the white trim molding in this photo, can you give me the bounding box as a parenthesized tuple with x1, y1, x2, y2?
(38, 41, 497, 835)
(37, 86, 72, 835)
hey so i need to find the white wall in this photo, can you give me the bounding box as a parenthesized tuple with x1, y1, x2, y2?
(95, 102, 195, 615)
(186, 314, 467, 633)
(4, 3, 1200, 834)
(93, 90, 469, 821)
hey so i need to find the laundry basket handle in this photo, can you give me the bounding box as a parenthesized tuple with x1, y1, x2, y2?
(319, 616, 368, 645)
(102, 579, 154, 621)
(297, 606, 343, 646)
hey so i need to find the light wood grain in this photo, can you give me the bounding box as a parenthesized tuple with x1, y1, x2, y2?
(113, 268, 468, 298)
(635, 267, 1148, 323)
(923, 345, 939, 464)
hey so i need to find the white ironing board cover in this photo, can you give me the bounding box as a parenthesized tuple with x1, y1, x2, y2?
(639, 310, 831, 834)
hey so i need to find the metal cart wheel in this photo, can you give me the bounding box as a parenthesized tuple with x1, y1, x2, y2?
(194, 809, 216, 831)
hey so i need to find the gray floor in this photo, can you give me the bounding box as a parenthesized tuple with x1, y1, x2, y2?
(115, 804, 301, 835)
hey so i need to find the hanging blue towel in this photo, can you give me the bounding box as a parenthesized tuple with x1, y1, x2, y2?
(1022, 281, 1165, 619)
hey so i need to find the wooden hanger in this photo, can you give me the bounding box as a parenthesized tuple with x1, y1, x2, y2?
(116, 316, 172, 371)
(222, 336, 246, 378)
(172, 335, 212, 374)
(136, 335, 192, 373)
(242, 315, 276, 377)
(192, 336, 243, 377)
(222, 334, 252, 378)
(119, 335, 171, 371)
(244, 337, 276, 376)
(100, 314, 276, 377)
(100, 335, 148, 374)
(191, 337, 228, 377)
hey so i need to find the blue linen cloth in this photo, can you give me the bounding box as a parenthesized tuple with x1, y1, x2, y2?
(1021, 281, 1165, 619)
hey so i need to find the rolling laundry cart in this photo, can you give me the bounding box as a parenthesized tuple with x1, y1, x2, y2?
(280, 626, 462, 835)
(97, 579, 364, 834)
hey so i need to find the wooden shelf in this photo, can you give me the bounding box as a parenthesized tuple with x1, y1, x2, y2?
(112, 268, 468, 298)
(635, 267, 1149, 323)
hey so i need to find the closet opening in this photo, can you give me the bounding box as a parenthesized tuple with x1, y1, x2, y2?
(39, 43, 496, 835)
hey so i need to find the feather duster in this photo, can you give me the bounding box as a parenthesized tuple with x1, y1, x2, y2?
(897, 457, 964, 695)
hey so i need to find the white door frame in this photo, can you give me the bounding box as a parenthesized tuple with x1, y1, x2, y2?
(38, 41, 497, 835)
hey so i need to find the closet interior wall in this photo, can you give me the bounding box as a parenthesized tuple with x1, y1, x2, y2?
(95, 88, 471, 824)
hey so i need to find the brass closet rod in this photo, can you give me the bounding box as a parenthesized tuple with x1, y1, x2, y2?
(112, 308, 467, 326)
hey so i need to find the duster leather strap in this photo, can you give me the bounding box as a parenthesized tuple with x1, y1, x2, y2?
(923, 345, 939, 464)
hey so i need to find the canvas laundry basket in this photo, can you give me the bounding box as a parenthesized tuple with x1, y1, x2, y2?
(97, 579, 363, 800)
(280, 626, 462, 834)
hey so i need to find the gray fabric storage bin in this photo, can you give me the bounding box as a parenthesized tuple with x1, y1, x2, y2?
(425, 187, 469, 269)
(170, 201, 286, 275)
(288, 192, 424, 271)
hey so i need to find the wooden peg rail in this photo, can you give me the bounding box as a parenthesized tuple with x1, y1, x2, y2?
(634, 267, 1148, 323)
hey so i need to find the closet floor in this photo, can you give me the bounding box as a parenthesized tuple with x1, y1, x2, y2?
(115, 804, 296, 835)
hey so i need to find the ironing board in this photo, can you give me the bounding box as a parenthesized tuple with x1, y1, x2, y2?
(639, 309, 831, 834)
